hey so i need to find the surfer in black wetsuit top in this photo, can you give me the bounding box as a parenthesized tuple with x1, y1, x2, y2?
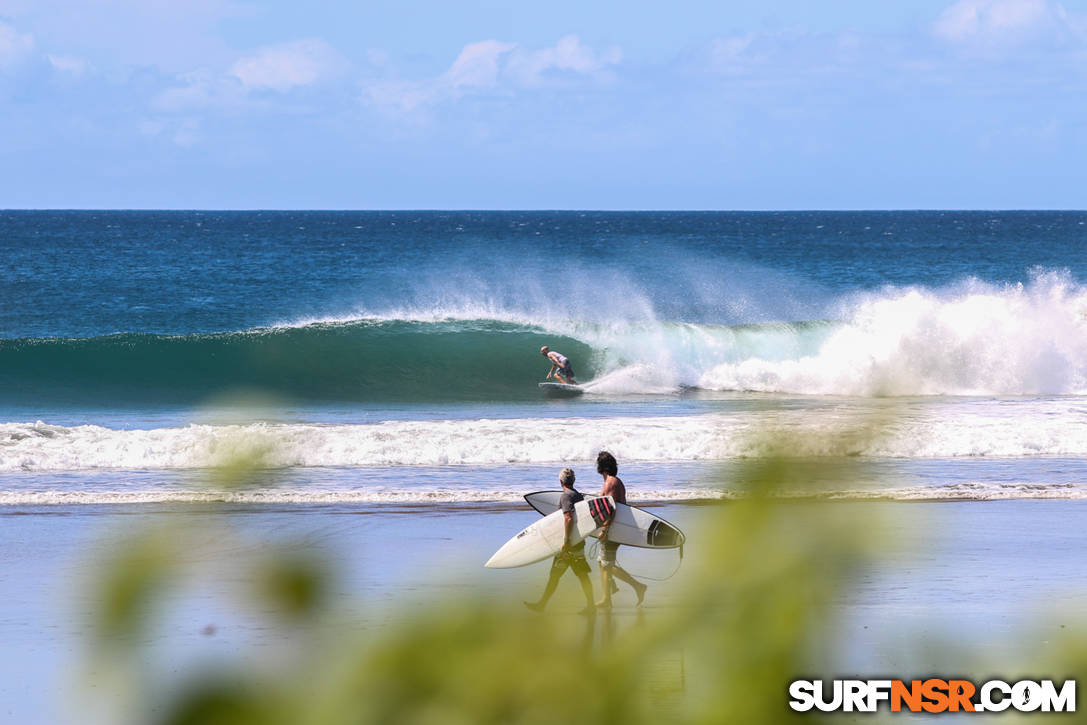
(524, 468, 596, 614)
(540, 345, 577, 385)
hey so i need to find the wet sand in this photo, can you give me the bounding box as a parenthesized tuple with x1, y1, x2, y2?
(0, 500, 1085, 723)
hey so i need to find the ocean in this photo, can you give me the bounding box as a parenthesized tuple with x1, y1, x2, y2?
(4, 210, 1087, 504)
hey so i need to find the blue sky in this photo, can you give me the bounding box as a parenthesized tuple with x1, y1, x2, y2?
(1, 0, 1085, 209)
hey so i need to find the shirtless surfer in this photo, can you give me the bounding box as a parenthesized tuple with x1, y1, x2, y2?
(594, 451, 648, 609)
(540, 346, 577, 385)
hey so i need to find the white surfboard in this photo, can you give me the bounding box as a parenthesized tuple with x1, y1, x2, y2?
(538, 381, 583, 396)
(523, 491, 685, 550)
(484, 495, 615, 569)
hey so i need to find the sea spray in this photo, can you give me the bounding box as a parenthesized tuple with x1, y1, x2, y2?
(700, 271, 1087, 395)
(8, 270, 1087, 403)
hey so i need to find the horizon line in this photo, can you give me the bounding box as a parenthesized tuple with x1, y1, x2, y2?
(3, 208, 1086, 213)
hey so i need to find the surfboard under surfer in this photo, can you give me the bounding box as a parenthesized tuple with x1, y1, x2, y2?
(540, 345, 578, 385)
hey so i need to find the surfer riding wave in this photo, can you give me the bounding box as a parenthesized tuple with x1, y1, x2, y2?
(541, 345, 578, 385)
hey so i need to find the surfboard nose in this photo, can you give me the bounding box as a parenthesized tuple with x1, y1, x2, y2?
(484, 539, 518, 568)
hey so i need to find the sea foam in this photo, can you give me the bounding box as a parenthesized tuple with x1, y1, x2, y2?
(6, 400, 1087, 472)
(697, 272, 1087, 396)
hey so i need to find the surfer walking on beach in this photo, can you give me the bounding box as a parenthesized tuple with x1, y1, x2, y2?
(595, 451, 648, 609)
(525, 468, 596, 614)
(540, 345, 577, 385)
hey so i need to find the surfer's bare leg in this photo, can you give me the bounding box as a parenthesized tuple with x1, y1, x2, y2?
(595, 567, 613, 609)
(610, 565, 647, 606)
(596, 540, 625, 607)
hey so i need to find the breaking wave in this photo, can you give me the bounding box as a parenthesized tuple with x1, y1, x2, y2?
(4, 270, 1087, 404)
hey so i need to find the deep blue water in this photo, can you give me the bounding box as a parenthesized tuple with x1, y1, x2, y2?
(4, 210, 1086, 339)
(4, 210, 1087, 502)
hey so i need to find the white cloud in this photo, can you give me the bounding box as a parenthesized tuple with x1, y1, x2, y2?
(0, 0, 248, 73)
(151, 37, 345, 117)
(367, 35, 622, 114)
(230, 38, 346, 92)
(708, 34, 760, 75)
(0, 20, 34, 69)
(152, 69, 243, 112)
(47, 53, 89, 76)
(366, 80, 441, 114)
(933, 0, 1078, 45)
(446, 40, 515, 89)
(506, 34, 622, 86)
(364, 40, 516, 113)
(137, 115, 202, 147)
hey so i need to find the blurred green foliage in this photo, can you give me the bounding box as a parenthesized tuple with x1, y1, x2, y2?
(80, 413, 1083, 724)
(93, 530, 179, 647)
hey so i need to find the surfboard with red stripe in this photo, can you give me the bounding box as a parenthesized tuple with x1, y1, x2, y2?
(523, 491, 685, 550)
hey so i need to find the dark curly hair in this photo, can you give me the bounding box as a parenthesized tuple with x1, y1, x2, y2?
(596, 450, 618, 476)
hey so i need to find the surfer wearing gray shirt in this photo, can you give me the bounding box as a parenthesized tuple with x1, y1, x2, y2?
(524, 467, 596, 614)
(595, 451, 648, 609)
(540, 345, 577, 385)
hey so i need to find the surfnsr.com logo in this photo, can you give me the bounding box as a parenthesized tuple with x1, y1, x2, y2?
(789, 679, 1076, 713)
